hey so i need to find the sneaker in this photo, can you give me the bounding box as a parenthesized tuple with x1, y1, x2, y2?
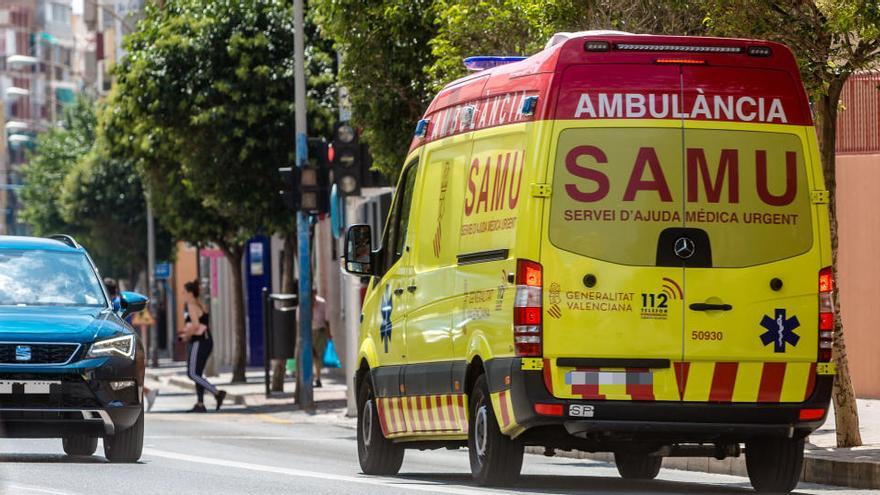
(314, 379, 323, 388)
(215, 390, 227, 411)
(187, 404, 207, 413)
(145, 388, 159, 412)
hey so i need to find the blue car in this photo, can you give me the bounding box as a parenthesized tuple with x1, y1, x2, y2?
(0, 235, 147, 462)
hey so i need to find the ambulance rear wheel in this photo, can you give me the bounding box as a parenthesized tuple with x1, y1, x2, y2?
(468, 374, 523, 486)
(357, 374, 404, 475)
(614, 452, 662, 480)
(746, 437, 804, 493)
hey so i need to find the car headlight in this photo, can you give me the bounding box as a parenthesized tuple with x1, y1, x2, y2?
(87, 335, 136, 360)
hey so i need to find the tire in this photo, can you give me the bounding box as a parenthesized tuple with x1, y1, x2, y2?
(746, 437, 804, 493)
(357, 373, 404, 475)
(614, 452, 662, 480)
(468, 374, 524, 486)
(62, 436, 98, 456)
(103, 407, 144, 463)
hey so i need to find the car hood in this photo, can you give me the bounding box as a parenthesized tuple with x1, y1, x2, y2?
(0, 306, 119, 344)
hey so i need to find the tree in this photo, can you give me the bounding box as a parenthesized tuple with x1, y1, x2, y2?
(705, 0, 880, 448)
(20, 96, 167, 283)
(312, 0, 438, 180)
(20, 96, 96, 240)
(108, 0, 335, 382)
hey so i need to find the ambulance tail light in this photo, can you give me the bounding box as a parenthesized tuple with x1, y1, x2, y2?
(514, 259, 543, 357)
(818, 266, 835, 362)
(534, 403, 564, 417)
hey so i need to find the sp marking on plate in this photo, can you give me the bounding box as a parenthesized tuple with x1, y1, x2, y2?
(569, 404, 594, 418)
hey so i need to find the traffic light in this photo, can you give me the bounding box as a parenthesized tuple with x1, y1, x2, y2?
(278, 166, 301, 212)
(331, 123, 362, 197)
(277, 137, 330, 215)
(302, 137, 330, 215)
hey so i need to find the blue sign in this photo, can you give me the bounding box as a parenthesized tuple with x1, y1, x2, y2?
(154, 262, 172, 280)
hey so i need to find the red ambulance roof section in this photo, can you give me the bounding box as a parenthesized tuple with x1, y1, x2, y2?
(409, 34, 812, 153)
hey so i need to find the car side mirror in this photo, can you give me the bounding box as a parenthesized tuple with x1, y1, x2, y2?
(119, 291, 149, 319)
(344, 224, 375, 276)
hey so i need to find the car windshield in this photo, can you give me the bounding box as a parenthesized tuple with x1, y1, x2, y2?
(0, 249, 107, 307)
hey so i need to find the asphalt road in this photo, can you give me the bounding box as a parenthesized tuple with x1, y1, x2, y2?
(0, 385, 873, 495)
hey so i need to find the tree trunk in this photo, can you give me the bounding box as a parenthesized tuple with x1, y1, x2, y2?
(817, 79, 862, 448)
(224, 247, 248, 384)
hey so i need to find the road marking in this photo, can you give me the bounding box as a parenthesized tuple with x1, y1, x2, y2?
(144, 448, 513, 494)
(255, 413, 293, 424)
(3, 484, 80, 495)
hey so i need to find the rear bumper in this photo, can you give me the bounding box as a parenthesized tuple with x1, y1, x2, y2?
(487, 357, 833, 445)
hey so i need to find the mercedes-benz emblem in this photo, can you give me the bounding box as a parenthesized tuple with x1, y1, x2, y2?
(674, 237, 696, 259)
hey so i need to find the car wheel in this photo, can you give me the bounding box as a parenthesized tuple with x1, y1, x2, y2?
(62, 436, 98, 456)
(468, 374, 523, 486)
(614, 452, 662, 480)
(104, 406, 144, 463)
(357, 373, 404, 475)
(746, 437, 804, 493)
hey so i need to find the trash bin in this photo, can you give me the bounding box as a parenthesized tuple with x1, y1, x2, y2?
(271, 306, 297, 360)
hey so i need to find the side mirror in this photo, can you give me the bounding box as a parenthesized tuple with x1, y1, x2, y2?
(119, 291, 149, 319)
(344, 224, 375, 276)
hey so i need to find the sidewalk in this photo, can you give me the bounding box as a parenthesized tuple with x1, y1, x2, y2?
(147, 361, 880, 489)
(147, 360, 353, 426)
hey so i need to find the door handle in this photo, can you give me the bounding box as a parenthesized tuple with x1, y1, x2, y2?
(407, 285, 417, 293)
(689, 303, 733, 311)
(393, 288, 404, 296)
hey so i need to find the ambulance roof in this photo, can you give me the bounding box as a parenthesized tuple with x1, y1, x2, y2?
(410, 32, 805, 152)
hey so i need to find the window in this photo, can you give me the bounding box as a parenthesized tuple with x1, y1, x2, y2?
(51, 3, 70, 23)
(0, 250, 107, 307)
(382, 161, 419, 271)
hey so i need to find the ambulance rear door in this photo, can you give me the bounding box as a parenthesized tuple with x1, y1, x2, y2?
(678, 65, 820, 404)
(541, 63, 686, 403)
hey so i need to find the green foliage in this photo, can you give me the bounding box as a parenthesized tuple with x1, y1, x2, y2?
(111, 0, 335, 249)
(312, 0, 438, 180)
(19, 96, 166, 281)
(20, 96, 96, 238)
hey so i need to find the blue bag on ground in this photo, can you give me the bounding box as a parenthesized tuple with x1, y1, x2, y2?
(323, 339, 341, 368)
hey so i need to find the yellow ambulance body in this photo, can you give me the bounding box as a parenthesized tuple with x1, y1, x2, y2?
(344, 32, 834, 493)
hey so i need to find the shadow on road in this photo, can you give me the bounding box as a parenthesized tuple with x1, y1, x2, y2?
(394, 472, 830, 495)
(0, 453, 110, 464)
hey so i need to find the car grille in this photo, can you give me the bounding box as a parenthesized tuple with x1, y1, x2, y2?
(0, 343, 80, 365)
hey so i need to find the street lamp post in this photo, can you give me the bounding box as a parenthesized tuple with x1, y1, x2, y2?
(293, 0, 314, 409)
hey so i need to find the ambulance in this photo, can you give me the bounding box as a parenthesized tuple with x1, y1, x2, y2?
(344, 31, 834, 493)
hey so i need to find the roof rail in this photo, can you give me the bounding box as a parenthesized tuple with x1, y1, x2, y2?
(48, 234, 80, 249)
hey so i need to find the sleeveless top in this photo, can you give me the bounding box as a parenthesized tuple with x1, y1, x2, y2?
(184, 303, 211, 340)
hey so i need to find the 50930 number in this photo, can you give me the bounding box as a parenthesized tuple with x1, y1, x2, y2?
(691, 330, 723, 341)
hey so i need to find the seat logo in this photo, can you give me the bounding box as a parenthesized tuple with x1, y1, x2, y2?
(15, 345, 31, 361)
(673, 237, 696, 259)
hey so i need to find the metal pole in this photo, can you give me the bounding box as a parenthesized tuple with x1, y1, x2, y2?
(263, 288, 271, 397)
(147, 196, 157, 367)
(294, 0, 313, 409)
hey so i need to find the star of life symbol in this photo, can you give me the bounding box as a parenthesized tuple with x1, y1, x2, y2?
(759, 308, 800, 353)
(380, 285, 393, 353)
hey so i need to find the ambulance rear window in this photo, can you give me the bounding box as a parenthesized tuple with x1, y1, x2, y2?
(548, 128, 813, 267)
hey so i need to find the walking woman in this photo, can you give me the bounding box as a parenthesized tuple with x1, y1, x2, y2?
(179, 280, 227, 413)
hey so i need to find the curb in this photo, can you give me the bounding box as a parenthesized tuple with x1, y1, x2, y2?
(524, 446, 880, 490)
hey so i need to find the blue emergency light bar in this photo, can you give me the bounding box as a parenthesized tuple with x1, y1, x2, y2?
(463, 56, 527, 71)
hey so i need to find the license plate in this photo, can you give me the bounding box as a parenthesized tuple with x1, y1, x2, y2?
(0, 380, 61, 395)
(569, 404, 594, 418)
